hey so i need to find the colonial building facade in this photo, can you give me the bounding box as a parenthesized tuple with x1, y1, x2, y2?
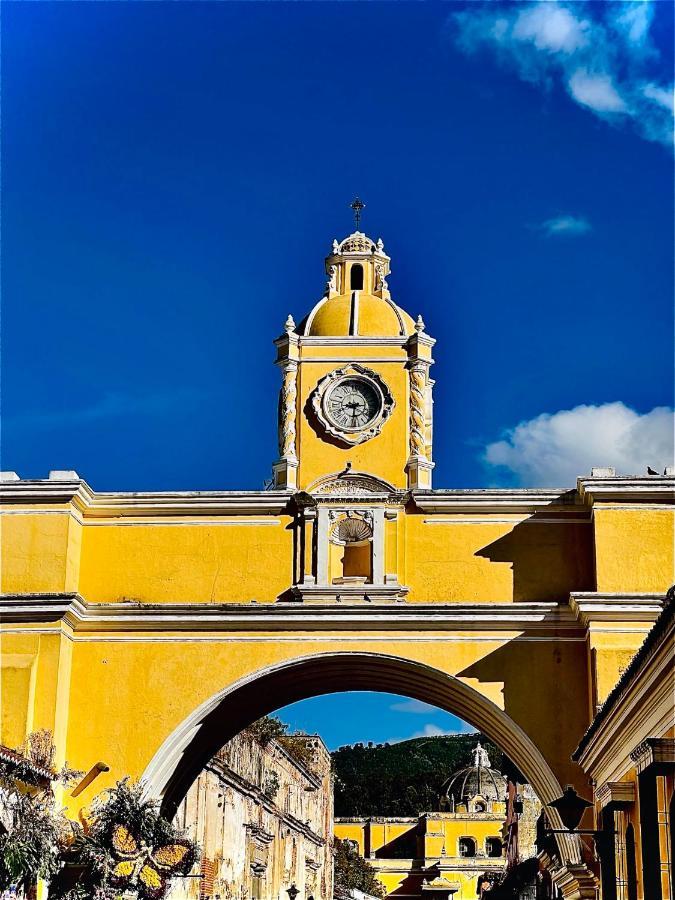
(171, 731, 333, 900)
(1, 226, 673, 899)
(335, 744, 540, 900)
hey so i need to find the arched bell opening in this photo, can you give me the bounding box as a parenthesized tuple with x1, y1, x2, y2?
(141, 651, 580, 871)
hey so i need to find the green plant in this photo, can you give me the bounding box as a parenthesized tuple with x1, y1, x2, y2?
(50, 779, 199, 900)
(0, 730, 82, 894)
(333, 838, 386, 899)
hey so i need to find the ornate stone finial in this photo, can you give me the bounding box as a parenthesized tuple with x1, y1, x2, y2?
(284, 314, 296, 334)
(472, 743, 491, 768)
(376, 237, 384, 252)
(415, 314, 425, 333)
(332, 239, 340, 254)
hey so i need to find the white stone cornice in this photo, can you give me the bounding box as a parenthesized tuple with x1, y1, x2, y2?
(0, 593, 583, 635)
(630, 737, 675, 773)
(412, 489, 583, 516)
(298, 335, 409, 347)
(569, 593, 665, 627)
(595, 781, 636, 809)
(577, 475, 675, 505)
(0, 481, 293, 517)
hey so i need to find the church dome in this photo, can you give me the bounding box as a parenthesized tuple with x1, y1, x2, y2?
(300, 232, 416, 338)
(440, 744, 506, 807)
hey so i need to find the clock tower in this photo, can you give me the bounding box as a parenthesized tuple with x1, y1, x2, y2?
(272, 229, 435, 493)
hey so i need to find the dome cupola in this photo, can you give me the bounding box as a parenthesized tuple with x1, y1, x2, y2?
(300, 231, 415, 338)
(439, 744, 506, 812)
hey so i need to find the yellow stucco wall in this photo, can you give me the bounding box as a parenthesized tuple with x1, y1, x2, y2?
(593, 508, 674, 593)
(77, 518, 294, 603)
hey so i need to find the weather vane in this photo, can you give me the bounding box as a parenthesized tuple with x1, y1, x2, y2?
(350, 197, 365, 231)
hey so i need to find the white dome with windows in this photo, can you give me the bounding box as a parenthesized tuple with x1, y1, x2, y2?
(439, 744, 506, 811)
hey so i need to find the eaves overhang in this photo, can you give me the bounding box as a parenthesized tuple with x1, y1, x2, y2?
(411, 489, 581, 516)
(577, 476, 674, 505)
(0, 479, 294, 517)
(0, 593, 583, 637)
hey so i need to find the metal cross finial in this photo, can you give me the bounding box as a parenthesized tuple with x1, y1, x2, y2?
(350, 197, 365, 230)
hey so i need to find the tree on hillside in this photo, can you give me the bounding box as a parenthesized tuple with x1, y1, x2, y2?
(333, 839, 385, 899)
(332, 734, 503, 817)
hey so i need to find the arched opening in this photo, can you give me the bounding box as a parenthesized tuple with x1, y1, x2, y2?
(141, 651, 578, 875)
(473, 800, 487, 813)
(329, 515, 373, 584)
(486, 837, 503, 858)
(458, 837, 476, 857)
(626, 822, 638, 900)
(350, 263, 364, 290)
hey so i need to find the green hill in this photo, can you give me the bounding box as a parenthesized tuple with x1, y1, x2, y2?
(331, 733, 503, 817)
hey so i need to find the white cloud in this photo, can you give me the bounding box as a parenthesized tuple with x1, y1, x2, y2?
(643, 83, 674, 114)
(452, 0, 674, 148)
(483, 402, 675, 486)
(512, 4, 590, 54)
(568, 69, 627, 114)
(390, 699, 438, 715)
(539, 214, 592, 237)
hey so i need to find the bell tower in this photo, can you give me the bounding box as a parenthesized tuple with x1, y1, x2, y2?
(272, 225, 435, 493)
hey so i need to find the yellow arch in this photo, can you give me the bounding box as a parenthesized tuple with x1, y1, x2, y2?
(141, 651, 580, 864)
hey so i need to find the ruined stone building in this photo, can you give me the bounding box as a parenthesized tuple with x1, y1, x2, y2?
(171, 731, 333, 900)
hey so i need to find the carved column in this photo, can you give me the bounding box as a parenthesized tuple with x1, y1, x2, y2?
(279, 360, 298, 462)
(272, 319, 299, 489)
(406, 324, 435, 490)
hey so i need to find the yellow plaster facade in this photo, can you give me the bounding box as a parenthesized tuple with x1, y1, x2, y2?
(1, 229, 673, 899)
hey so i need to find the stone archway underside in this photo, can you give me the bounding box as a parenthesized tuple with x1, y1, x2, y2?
(143, 651, 580, 865)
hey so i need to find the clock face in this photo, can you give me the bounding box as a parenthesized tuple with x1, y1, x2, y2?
(325, 377, 382, 432)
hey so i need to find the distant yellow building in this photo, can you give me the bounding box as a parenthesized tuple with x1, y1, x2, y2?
(1, 224, 673, 899)
(171, 730, 333, 900)
(335, 744, 539, 900)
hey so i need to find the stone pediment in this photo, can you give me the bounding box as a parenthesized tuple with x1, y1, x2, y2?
(308, 471, 398, 497)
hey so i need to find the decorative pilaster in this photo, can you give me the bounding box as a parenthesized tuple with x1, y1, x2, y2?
(272, 316, 300, 489)
(406, 320, 435, 490)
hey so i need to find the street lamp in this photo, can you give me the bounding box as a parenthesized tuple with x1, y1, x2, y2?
(287, 884, 300, 900)
(547, 785, 594, 833)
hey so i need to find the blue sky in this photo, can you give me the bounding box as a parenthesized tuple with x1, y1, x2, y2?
(275, 693, 476, 751)
(4, 0, 673, 748)
(3, 1, 673, 492)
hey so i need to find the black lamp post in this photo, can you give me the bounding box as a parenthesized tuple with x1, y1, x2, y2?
(546, 785, 613, 842)
(287, 884, 300, 900)
(547, 785, 594, 832)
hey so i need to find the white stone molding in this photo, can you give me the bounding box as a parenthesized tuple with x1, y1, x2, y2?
(316, 507, 331, 586)
(310, 364, 395, 447)
(0, 479, 293, 517)
(0, 594, 585, 635)
(569, 593, 665, 626)
(278, 359, 299, 463)
(406, 344, 435, 489)
(307, 471, 397, 496)
(577, 475, 675, 505)
(595, 781, 636, 809)
(412, 490, 585, 516)
(372, 508, 385, 585)
(408, 360, 428, 460)
(630, 738, 675, 774)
